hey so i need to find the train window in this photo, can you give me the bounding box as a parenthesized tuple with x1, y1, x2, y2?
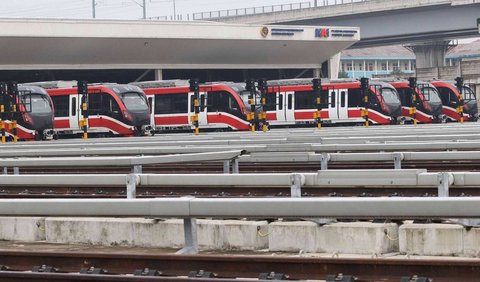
(340, 91, 346, 108)
(155, 93, 188, 114)
(265, 93, 276, 111)
(208, 91, 242, 117)
(348, 89, 363, 107)
(279, 94, 283, 110)
(88, 93, 121, 117)
(294, 91, 316, 110)
(190, 95, 195, 113)
(463, 87, 476, 101)
(51, 96, 69, 117)
(437, 87, 458, 104)
(396, 88, 412, 106)
(330, 91, 336, 108)
(287, 94, 292, 110)
(148, 97, 153, 114)
(71, 97, 77, 117)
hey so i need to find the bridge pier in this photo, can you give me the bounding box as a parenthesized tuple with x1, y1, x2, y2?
(328, 52, 341, 79)
(409, 41, 451, 68)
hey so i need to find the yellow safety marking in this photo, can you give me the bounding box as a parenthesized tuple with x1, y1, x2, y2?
(83, 132, 88, 140)
(414, 119, 418, 126)
(13, 105, 16, 112)
(249, 99, 254, 105)
(364, 96, 368, 103)
(82, 103, 87, 111)
(195, 127, 199, 136)
(262, 124, 267, 132)
(317, 123, 321, 129)
(365, 121, 369, 128)
(1, 136, 5, 144)
(261, 98, 266, 105)
(13, 136, 18, 143)
(251, 125, 255, 132)
(0, 105, 4, 112)
(316, 97, 321, 104)
(194, 100, 199, 107)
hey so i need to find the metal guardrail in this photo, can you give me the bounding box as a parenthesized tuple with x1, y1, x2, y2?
(0, 197, 478, 219)
(192, 0, 371, 20)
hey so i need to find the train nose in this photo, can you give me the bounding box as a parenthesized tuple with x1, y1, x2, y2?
(30, 114, 54, 131)
(131, 111, 151, 126)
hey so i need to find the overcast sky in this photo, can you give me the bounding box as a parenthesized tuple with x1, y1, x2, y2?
(0, 0, 325, 20)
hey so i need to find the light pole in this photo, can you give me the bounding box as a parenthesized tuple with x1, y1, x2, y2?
(92, 0, 96, 18)
(173, 0, 176, 20)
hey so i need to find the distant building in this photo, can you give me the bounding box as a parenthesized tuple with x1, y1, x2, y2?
(340, 40, 480, 79)
(340, 45, 415, 79)
(446, 39, 480, 66)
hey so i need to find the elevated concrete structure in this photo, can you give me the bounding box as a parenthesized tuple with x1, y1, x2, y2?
(0, 19, 359, 70)
(218, 0, 480, 68)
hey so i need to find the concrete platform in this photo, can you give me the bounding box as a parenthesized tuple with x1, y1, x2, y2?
(45, 218, 268, 251)
(269, 221, 399, 255)
(0, 217, 45, 241)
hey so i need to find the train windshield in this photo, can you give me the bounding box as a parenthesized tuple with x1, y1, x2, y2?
(463, 86, 476, 101)
(121, 92, 149, 111)
(381, 88, 401, 104)
(23, 94, 52, 114)
(420, 87, 442, 103)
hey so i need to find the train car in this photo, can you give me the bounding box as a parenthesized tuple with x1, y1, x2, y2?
(431, 81, 478, 122)
(25, 81, 153, 137)
(0, 84, 55, 141)
(133, 81, 251, 132)
(261, 79, 402, 126)
(389, 80, 443, 123)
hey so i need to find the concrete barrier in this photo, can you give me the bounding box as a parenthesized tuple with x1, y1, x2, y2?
(0, 217, 45, 241)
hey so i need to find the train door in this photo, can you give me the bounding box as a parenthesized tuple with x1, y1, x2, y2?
(275, 92, 285, 122)
(188, 92, 208, 126)
(328, 89, 348, 120)
(69, 94, 80, 129)
(275, 91, 295, 123)
(285, 91, 295, 122)
(147, 95, 155, 126)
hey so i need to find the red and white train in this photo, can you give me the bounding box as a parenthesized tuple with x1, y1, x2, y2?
(0, 84, 55, 141)
(389, 80, 444, 123)
(431, 81, 478, 122)
(133, 79, 403, 132)
(26, 81, 153, 137)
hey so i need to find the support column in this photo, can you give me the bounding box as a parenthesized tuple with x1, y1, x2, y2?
(154, 69, 163, 80)
(313, 68, 322, 79)
(328, 52, 341, 79)
(410, 41, 450, 68)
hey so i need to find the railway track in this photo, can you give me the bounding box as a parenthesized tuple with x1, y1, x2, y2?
(0, 186, 477, 198)
(12, 160, 480, 175)
(0, 249, 478, 281)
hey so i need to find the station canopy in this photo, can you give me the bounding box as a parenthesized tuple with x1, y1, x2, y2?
(0, 19, 359, 70)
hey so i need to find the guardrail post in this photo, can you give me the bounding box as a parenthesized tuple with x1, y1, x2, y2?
(132, 165, 142, 174)
(223, 160, 231, 174)
(393, 153, 402, 170)
(126, 174, 140, 199)
(290, 173, 304, 198)
(437, 172, 450, 197)
(232, 158, 239, 174)
(176, 197, 198, 255)
(320, 153, 329, 170)
(13, 167, 19, 175)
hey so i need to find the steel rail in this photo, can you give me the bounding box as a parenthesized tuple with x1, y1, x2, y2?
(0, 150, 243, 168)
(0, 250, 478, 281)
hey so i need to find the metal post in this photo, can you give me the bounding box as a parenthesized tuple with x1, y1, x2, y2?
(2, 167, 7, 175)
(232, 158, 240, 174)
(173, 0, 176, 20)
(126, 174, 140, 199)
(142, 0, 147, 19)
(223, 160, 230, 174)
(92, 0, 96, 18)
(290, 174, 303, 198)
(393, 153, 402, 170)
(437, 172, 450, 198)
(176, 217, 198, 255)
(132, 165, 143, 174)
(13, 167, 19, 175)
(320, 153, 329, 170)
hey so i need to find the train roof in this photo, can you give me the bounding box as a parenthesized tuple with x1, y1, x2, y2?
(18, 85, 49, 96)
(130, 80, 190, 89)
(23, 81, 145, 95)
